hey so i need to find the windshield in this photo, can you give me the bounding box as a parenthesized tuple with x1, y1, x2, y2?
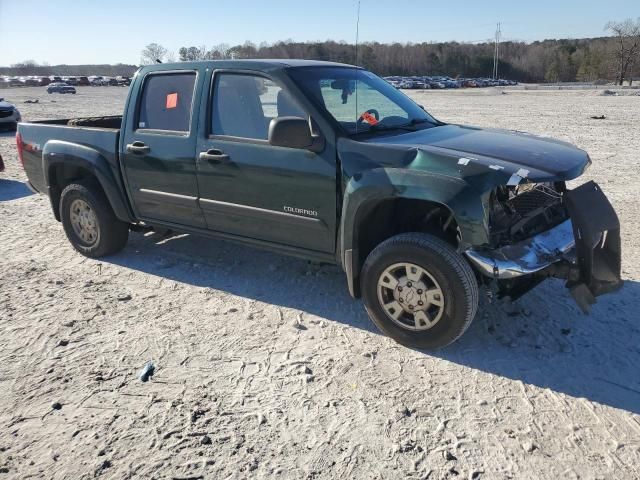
(288, 67, 437, 135)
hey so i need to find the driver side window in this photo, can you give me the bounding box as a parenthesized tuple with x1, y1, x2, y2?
(211, 73, 307, 140)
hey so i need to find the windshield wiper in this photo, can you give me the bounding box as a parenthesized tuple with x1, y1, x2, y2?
(402, 118, 436, 128)
(366, 123, 410, 133)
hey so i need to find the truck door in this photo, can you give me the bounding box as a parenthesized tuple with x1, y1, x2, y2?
(121, 69, 206, 228)
(195, 71, 337, 253)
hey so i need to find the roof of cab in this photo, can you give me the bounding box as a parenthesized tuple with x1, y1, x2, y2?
(139, 59, 359, 73)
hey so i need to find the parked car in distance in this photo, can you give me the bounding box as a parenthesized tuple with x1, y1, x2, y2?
(0, 97, 21, 130)
(116, 76, 131, 86)
(17, 60, 622, 349)
(47, 82, 76, 94)
(383, 75, 517, 90)
(88, 76, 106, 86)
(64, 77, 79, 86)
(78, 76, 90, 86)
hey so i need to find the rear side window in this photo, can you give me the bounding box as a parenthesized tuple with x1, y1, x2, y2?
(138, 72, 196, 132)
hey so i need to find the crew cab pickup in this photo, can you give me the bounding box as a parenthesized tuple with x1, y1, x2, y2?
(17, 60, 622, 348)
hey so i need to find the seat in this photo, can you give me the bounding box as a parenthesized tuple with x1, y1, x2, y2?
(214, 76, 267, 139)
(277, 90, 306, 118)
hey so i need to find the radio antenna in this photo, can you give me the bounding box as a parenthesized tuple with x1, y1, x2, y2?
(354, 0, 361, 133)
(355, 0, 361, 65)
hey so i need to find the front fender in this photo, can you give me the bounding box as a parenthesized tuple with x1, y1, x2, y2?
(43, 140, 134, 222)
(340, 167, 488, 259)
(339, 168, 489, 296)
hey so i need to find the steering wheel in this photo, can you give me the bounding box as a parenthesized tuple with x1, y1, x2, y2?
(357, 109, 380, 125)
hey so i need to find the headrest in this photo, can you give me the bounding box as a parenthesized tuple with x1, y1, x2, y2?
(277, 90, 305, 118)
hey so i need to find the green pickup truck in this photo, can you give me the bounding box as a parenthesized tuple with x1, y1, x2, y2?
(17, 60, 622, 348)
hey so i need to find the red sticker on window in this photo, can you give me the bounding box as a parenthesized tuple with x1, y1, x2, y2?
(166, 92, 178, 109)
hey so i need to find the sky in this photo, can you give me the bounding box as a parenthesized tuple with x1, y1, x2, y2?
(0, 0, 637, 66)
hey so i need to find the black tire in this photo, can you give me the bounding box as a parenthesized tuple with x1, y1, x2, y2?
(59, 180, 129, 257)
(361, 233, 478, 349)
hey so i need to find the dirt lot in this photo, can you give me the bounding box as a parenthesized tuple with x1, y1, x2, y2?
(0, 86, 639, 479)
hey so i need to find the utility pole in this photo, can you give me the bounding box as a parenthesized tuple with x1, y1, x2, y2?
(493, 22, 501, 80)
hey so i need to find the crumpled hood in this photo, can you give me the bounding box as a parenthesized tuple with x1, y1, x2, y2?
(358, 124, 591, 181)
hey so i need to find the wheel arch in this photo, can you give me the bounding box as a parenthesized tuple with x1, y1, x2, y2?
(339, 171, 486, 298)
(43, 140, 134, 223)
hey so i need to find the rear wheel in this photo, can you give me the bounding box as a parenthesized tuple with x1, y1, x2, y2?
(59, 180, 129, 257)
(361, 233, 479, 349)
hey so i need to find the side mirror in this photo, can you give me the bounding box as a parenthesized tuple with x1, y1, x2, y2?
(268, 116, 313, 149)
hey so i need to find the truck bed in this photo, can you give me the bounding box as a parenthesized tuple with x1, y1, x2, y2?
(30, 115, 122, 129)
(18, 116, 123, 194)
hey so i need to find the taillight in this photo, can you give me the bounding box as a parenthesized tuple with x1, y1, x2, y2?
(16, 131, 24, 169)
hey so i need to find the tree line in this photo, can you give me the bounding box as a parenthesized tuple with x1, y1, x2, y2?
(5, 19, 638, 84)
(139, 19, 639, 85)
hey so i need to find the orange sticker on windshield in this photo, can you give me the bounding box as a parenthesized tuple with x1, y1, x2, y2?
(166, 92, 178, 109)
(360, 111, 378, 125)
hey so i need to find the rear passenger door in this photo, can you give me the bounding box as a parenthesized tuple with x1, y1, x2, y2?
(195, 71, 337, 253)
(121, 69, 206, 228)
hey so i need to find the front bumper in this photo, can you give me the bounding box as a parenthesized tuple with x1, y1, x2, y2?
(465, 181, 622, 312)
(465, 219, 575, 280)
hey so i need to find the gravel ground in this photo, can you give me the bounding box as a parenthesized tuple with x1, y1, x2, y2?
(0, 86, 639, 479)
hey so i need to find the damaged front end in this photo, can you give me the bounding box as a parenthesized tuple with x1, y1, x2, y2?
(465, 181, 622, 312)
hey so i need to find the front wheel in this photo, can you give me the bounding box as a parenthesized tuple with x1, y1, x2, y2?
(361, 233, 479, 349)
(59, 180, 129, 257)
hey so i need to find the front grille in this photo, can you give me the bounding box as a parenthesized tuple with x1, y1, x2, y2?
(489, 183, 567, 246)
(0, 109, 14, 119)
(508, 185, 562, 215)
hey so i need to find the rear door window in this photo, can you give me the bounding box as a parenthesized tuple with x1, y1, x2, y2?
(138, 72, 196, 132)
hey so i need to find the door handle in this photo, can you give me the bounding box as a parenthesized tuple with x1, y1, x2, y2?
(199, 149, 230, 163)
(126, 141, 150, 154)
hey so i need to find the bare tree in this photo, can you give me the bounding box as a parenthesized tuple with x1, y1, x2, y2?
(165, 50, 177, 63)
(10, 60, 39, 75)
(140, 43, 167, 65)
(210, 43, 231, 59)
(605, 18, 640, 85)
(178, 46, 208, 61)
